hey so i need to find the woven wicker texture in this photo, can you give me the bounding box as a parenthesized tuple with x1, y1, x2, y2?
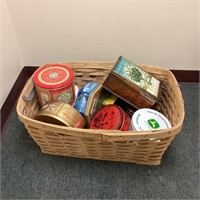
(16, 62, 185, 165)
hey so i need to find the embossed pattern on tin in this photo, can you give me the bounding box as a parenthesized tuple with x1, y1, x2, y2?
(38, 66, 70, 86)
(33, 63, 75, 106)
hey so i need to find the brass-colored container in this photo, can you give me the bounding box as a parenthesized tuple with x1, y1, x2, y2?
(35, 101, 85, 128)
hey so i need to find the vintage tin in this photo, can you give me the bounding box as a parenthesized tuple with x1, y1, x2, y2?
(83, 85, 107, 127)
(120, 111, 131, 131)
(102, 56, 161, 108)
(74, 82, 100, 115)
(130, 108, 171, 131)
(33, 63, 75, 106)
(89, 105, 124, 130)
(103, 94, 118, 106)
(34, 101, 85, 128)
(85, 87, 113, 118)
(74, 82, 111, 127)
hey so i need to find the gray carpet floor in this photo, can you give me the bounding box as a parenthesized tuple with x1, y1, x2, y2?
(1, 84, 199, 200)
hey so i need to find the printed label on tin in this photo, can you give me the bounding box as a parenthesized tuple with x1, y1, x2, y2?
(42, 102, 57, 111)
(40, 91, 50, 105)
(113, 56, 160, 98)
(61, 107, 85, 128)
(89, 89, 102, 119)
(54, 88, 74, 104)
(147, 119, 160, 129)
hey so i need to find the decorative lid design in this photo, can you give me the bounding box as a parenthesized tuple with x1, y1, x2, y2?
(89, 105, 124, 130)
(33, 63, 74, 89)
(131, 108, 172, 131)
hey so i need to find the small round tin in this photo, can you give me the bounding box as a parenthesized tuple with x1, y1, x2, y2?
(130, 108, 171, 131)
(89, 105, 124, 130)
(34, 101, 85, 128)
(33, 63, 75, 106)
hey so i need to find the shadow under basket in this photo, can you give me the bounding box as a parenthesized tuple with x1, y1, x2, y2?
(16, 62, 185, 165)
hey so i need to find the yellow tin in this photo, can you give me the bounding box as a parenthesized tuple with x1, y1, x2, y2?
(34, 101, 85, 128)
(103, 94, 118, 106)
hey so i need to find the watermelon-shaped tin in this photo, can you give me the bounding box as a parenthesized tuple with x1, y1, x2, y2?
(33, 63, 75, 106)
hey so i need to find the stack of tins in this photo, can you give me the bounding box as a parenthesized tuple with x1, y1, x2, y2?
(73, 81, 131, 130)
(32, 59, 171, 132)
(33, 63, 85, 128)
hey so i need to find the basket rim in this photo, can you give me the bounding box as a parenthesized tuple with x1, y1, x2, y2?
(16, 111, 184, 137)
(56, 61, 176, 72)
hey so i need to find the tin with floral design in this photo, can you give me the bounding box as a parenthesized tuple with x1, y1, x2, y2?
(33, 63, 75, 106)
(102, 56, 161, 108)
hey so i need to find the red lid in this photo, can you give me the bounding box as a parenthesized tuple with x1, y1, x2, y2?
(33, 63, 74, 89)
(89, 105, 123, 130)
(120, 111, 131, 131)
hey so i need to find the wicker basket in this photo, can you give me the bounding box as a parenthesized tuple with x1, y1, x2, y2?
(16, 62, 185, 165)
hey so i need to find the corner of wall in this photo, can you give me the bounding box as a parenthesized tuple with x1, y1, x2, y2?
(0, 1, 24, 108)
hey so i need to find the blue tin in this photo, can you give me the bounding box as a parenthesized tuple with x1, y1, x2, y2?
(74, 82, 99, 115)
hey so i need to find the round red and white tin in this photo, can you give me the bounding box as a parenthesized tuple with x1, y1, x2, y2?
(33, 63, 75, 106)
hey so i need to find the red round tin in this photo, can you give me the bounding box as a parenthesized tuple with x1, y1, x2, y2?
(33, 63, 75, 106)
(89, 105, 124, 130)
(120, 111, 131, 131)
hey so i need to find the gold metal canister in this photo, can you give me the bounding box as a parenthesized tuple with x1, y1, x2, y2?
(34, 101, 85, 128)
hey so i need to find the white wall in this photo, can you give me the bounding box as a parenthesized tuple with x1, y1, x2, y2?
(6, 0, 198, 69)
(0, 1, 24, 108)
(0, 1, 199, 108)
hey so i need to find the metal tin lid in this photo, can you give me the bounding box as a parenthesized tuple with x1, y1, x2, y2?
(131, 108, 171, 131)
(33, 63, 74, 89)
(89, 105, 123, 130)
